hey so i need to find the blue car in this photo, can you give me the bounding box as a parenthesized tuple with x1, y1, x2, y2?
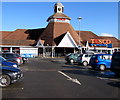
(0, 56, 18, 68)
(89, 54, 112, 71)
(0, 66, 23, 87)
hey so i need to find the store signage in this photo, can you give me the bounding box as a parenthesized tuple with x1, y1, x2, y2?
(91, 39, 111, 44)
(20, 48, 38, 58)
(90, 39, 112, 47)
(90, 44, 107, 47)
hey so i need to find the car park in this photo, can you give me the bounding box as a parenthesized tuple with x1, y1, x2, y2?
(0, 56, 18, 68)
(111, 51, 120, 77)
(1, 52, 23, 65)
(89, 54, 112, 71)
(77, 53, 94, 66)
(0, 66, 23, 87)
(65, 53, 80, 63)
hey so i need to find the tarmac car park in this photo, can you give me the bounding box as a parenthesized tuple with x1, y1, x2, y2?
(1, 55, 120, 98)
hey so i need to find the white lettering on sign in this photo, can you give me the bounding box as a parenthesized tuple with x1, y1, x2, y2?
(20, 48, 38, 58)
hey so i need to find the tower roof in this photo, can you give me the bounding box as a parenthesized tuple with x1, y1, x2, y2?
(47, 13, 71, 22)
(47, 2, 71, 22)
(39, 22, 82, 46)
(54, 2, 64, 7)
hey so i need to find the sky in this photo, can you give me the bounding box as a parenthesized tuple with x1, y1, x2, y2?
(1, 2, 119, 39)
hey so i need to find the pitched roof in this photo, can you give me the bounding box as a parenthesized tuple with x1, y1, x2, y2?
(76, 31, 100, 42)
(0, 29, 38, 46)
(76, 31, 120, 48)
(0, 39, 34, 46)
(1, 29, 28, 40)
(47, 13, 71, 22)
(25, 28, 45, 40)
(40, 22, 82, 46)
(54, 33, 66, 46)
(1, 26, 120, 48)
(56, 32, 78, 47)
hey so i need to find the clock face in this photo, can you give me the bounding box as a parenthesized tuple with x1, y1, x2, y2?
(58, 8, 61, 11)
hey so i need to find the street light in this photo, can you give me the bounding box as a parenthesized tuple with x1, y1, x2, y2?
(77, 17, 82, 54)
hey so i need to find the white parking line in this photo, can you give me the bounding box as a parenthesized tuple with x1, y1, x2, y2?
(1, 87, 24, 91)
(96, 76, 120, 82)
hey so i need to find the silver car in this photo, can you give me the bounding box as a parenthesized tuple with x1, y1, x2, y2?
(1, 52, 23, 65)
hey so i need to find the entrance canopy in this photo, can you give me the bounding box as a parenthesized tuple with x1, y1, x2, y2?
(57, 32, 78, 48)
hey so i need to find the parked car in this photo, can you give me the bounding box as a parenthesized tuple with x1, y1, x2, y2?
(111, 52, 120, 77)
(77, 53, 94, 66)
(89, 54, 112, 71)
(0, 52, 23, 65)
(0, 66, 23, 87)
(65, 53, 80, 63)
(0, 56, 18, 68)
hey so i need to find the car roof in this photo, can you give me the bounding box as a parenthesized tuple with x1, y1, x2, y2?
(2, 52, 15, 54)
(94, 54, 112, 56)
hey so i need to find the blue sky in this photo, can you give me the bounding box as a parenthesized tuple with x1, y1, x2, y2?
(1, 2, 118, 38)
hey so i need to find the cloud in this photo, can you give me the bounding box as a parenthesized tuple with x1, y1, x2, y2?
(100, 33, 113, 37)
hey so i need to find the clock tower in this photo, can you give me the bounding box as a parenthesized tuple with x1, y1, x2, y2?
(40, 2, 80, 47)
(54, 2, 64, 13)
(47, 2, 71, 23)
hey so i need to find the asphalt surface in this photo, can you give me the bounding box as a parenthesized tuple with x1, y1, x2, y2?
(1, 57, 120, 99)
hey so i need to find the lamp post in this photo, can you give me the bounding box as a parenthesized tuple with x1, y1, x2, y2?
(77, 17, 82, 54)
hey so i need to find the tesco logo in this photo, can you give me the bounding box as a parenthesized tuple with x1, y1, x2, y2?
(91, 39, 112, 44)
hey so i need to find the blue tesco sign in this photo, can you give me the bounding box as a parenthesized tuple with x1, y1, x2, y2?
(21, 54, 35, 58)
(90, 44, 112, 48)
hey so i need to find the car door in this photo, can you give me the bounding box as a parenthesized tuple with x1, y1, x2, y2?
(74, 54, 79, 62)
(87, 54, 93, 64)
(102, 55, 111, 68)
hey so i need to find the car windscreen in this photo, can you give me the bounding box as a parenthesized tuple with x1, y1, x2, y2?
(78, 54, 83, 57)
(14, 53, 21, 57)
(5, 53, 21, 58)
(66, 53, 72, 56)
(5, 54, 14, 58)
(91, 55, 97, 59)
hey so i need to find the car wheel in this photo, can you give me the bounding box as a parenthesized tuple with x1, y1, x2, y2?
(83, 61, 88, 66)
(0, 75, 11, 87)
(70, 59, 74, 63)
(99, 65, 106, 71)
